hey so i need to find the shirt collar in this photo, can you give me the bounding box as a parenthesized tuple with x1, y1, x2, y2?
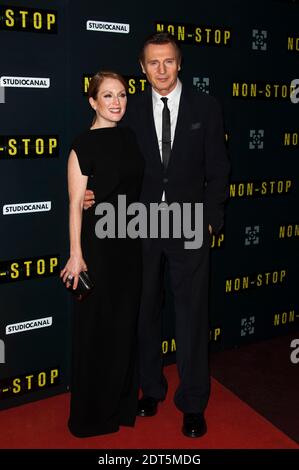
(152, 79, 182, 107)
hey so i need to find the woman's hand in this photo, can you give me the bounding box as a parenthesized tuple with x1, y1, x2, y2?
(60, 255, 87, 290)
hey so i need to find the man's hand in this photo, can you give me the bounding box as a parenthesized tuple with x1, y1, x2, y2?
(83, 189, 95, 210)
(208, 224, 212, 235)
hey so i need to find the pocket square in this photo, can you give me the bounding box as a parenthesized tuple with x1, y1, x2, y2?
(191, 122, 201, 130)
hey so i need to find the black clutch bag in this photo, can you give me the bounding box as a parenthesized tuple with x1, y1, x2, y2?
(67, 271, 94, 301)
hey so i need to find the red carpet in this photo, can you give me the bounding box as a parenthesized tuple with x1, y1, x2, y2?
(0, 365, 297, 449)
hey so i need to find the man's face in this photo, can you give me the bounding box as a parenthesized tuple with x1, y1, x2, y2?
(140, 43, 181, 96)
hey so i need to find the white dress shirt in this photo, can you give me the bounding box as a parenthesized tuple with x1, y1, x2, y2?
(152, 79, 182, 157)
(152, 79, 182, 201)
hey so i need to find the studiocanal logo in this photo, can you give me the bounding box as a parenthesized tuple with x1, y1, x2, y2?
(86, 20, 129, 34)
(6, 316, 53, 335)
(3, 201, 51, 215)
(0, 76, 50, 88)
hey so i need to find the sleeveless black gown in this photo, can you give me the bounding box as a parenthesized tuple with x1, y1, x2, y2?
(68, 126, 144, 437)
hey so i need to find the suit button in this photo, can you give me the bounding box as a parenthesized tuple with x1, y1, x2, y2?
(163, 178, 168, 183)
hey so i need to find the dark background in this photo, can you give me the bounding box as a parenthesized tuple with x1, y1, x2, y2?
(0, 0, 298, 409)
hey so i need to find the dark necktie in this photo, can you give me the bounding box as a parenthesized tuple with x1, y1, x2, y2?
(161, 97, 171, 169)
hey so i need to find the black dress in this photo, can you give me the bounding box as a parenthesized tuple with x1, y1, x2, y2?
(68, 126, 144, 437)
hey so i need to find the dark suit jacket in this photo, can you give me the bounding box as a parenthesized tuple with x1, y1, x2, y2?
(123, 85, 230, 234)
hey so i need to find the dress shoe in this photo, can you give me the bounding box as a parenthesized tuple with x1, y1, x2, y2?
(137, 396, 159, 417)
(182, 412, 207, 438)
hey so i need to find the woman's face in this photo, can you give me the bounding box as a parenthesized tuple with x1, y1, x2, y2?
(90, 78, 127, 127)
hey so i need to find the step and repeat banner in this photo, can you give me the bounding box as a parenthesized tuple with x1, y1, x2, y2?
(0, 0, 298, 408)
(0, 0, 70, 410)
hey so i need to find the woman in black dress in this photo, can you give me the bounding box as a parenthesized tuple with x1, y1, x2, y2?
(60, 71, 144, 437)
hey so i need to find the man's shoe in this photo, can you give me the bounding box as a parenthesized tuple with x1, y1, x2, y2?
(137, 396, 159, 417)
(182, 412, 207, 438)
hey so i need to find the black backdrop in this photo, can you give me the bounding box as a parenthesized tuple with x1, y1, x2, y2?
(0, 0, 298, 409)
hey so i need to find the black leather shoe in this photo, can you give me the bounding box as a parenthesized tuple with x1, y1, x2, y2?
(182, 413, 207, 438)
(137, 396, 159, 417)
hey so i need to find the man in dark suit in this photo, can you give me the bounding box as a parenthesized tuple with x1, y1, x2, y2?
(85, 32, 230, 438)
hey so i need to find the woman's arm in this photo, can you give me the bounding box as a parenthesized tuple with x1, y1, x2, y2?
(60, 149, 88, 290)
